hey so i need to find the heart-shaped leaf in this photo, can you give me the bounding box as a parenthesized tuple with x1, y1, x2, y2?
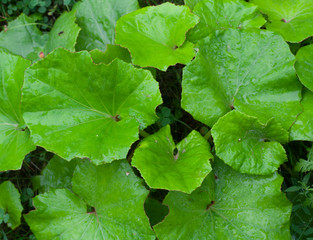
(0, 181, 23, 229)
(75, 0, 139, 51)
(211, 110, 288, 175)
(188, 0, 265, 43)
(251, 0, 313, 42)
(182, 29, 302, 129)
(295, 44, 313, 92)
(290, 89, 313, 141)
(154, 159, 292, 239)
(0, 51, 35, 171)
(22, 48, 162, 164)
(132, 125, 213, 193)
(25, 160, 155, 240)
(115, 2, 199, 71)
(0, 12, 80, 61)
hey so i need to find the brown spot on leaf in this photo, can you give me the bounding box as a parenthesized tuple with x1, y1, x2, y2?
(206, 201, 215, 210)
(112, 115, 121, 122)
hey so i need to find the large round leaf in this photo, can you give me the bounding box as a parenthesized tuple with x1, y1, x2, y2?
(182, 29, 302, 129)
(132, 125, 213, 193)
(295, 44, 313, 92)
(25, 160, 154, 240)
(290, 89, 313, 141)
(0, 51, 35, 171)
(188, 0, 265, 43)
(115, 2, 199, 71)
(22, 48, 162, 164)
(75, 0, 139, 51)
(0, 181, 23, 229)
(212, 110, 288, 175)
(154, 160, 292, 239)
(0, 12, 80, 62)
(251, 0, 313, 42)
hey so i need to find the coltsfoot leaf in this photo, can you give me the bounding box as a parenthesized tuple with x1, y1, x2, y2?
(0, 51, 35, 171)
(0, 12, 80, 61)
(290, 89, 313, 141)
(295, 44, 313, 92)
(132, 125, 213, 193)
(75, 0, 139, 51)
(115, 2, 199, 71)
(182, 29, 302, 129)
(211, 110, 288, 175)
(32, 155, 79, 193)
(188, 0, 265, 43)
(154, 160, 292, 239)
(22, 48, 162, 164)
(252, 0, 313, 42)
(25, 160, 154, 240)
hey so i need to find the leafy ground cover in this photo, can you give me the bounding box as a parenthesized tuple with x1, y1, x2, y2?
(0, 0, 313, 239)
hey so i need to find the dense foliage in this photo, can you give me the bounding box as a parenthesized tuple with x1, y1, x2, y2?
(0, 0, 313, 239)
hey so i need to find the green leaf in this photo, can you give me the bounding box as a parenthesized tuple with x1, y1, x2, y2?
(89, 46, 156, 78)
(0, 51, 35, 171)
(115, 2, 199, 71)
(0, 12, 80, 61)
(251, 0, 313, 42)
(295, 44, 313, 92)
(0, 181, 23, 229)
(22, 48, 162, 164)
(25, 160, 155, 240)
(0, 208, 4, 223)
(90, 44, 131, 64)
(154, 160, 292, 239)
(188, 0, 266, 43)
(144, 197, 169, 227)
(290, 89, 313, 141)
(132, 126, 212, 193)
(43, 11, 81, 55)
(284, 186, 302, 193)
(295, 159, 313, 173)
(74, 0, 139, 51)
(32, 155, 79, 193)
(184, 0, 202, 9)
(212, 110, 288, 175)
(182, 29, 302, 129)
